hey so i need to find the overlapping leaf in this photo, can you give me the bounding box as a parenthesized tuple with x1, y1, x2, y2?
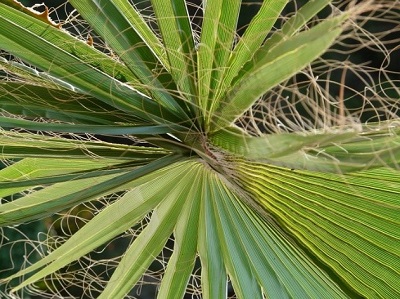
(235, 160, 400, 298)
(5, 159, 190, 292)
(212, 14, 346, 129)
(1, 1, 399, 299)
(210, 122, 400, 172)
(0, 155, 182, 226)
(0, 2, 183, 125)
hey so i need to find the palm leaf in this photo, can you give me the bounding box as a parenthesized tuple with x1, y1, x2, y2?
(98, 161, 202, 299)
(0, 82, 137, 124)
(0, 129, 169, 159)
(0, 155, 182, 225)
(197, 0, 241, 121)
(210, 122, 400, 172)
(68, 0, 191, 119)
(6, 159, 190, 292)
(235, 161, 400, 298)
(0, 158, 141, 198)
(0, 3, 182, 125)
(216, 0, 289, 106)
(212, 14, 346, 129)
(150, 0, 197, 103)
(197, 174, 228, 299)
(0, 115, 180, 135)
(1, 1, 399, 298)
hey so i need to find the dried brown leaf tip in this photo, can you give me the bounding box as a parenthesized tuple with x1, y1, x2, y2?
(10, 0, 61, 28)
(87, 34, 94, 47)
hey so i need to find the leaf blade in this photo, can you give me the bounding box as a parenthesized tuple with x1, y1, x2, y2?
(0, 82, 134, 125)
(217, 0, 289, 102)
(156, 164, 202, 299)
(68, 0, 190, 119)
(0, 155, 182, 226)
(197, 171, 228, 299)
(7, 159, 194, 292)
(0, 116, 180, 135)
(212, 15, 345, 129)
(0, 3, 181, 125)
(0, 129, 169, 160)
(197, 0, 241, 124)
(236, 161, 400, 298)
(151, 0, 197, 102)
(98, 161, 203, 299)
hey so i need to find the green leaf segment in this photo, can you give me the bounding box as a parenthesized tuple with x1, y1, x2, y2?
(0, 0, 399, 298)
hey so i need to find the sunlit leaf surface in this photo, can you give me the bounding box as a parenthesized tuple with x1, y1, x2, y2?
(0, 0, 399, 298)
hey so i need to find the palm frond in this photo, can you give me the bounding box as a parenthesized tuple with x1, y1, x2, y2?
(0, 1, 399, 298)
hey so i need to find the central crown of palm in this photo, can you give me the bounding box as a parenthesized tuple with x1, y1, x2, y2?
(0, 0, 399, 298)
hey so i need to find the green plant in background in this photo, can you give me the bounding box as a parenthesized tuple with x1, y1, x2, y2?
(0, 0, 399, 298)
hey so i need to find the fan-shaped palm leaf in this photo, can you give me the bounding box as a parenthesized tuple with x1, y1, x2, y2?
(0, 0, 399, 298)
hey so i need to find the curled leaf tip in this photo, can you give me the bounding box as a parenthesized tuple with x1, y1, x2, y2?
(7, 0, 61, 28)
